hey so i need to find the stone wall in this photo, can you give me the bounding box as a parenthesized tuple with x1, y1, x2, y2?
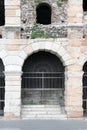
(0, 38, 84, 119)
(21, 24, 67, 39)
(21, 0, 67, 25)
(0, 0, 87, 119)
(21, 0, 67, 38)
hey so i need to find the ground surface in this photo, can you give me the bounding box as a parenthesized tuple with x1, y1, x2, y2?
(0, 120, 87, 130)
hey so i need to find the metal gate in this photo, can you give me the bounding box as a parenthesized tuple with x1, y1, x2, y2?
(0, 73, 5, 116)
(83, 72, 87, 115)
(21, 72, 65, 106)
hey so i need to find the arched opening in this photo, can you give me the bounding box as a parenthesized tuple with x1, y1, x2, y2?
(0, 0, 5, 26)
(83, 62, 87, 116)
(0, 59, 5, 116)
(21, 51, 65, 106)
(83, 0, 87, 11)
(36, 3, 51, 25)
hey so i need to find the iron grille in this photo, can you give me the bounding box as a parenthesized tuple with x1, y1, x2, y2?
(83, 72, 87, 115)
(0, 73, 5, 116)
(21, 72, 65, 105)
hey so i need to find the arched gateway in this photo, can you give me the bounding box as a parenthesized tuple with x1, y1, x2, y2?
(20, 41, 74, 119)
(21, 51, 65, 106)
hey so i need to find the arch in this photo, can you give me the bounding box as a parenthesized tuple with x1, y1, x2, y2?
(36, 3, 51, 25)
(22, 41, 74, 67)
(0, 58, 5, 116)
(0, 0, 5, 26)
(21, 51, 65, 105)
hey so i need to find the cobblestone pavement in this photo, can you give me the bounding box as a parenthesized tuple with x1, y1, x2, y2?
(0, 120, 87, 130)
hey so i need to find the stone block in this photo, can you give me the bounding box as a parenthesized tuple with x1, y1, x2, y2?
(0, 50, 8, 58)
(5, 17, 20, 26)
(5, 0, 20, 6)
(6, 80, 21, 86)
(5, 92, 21, 99)
(5, 85, 21, 92)
(3, 56, 24, 66)
(5, 65, 21, 71)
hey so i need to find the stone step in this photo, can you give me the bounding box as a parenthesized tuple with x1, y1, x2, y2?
(22, 108, 61, 111)
(21, 105, 67, 120)
(22, 105, 61, 108)
(21, 114, 67, 119)
(21, 111, 61, 115)
(22, 117, 67, 120)
(22, 105, 63, 110)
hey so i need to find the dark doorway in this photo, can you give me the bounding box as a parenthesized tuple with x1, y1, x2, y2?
(83, 0, 87, 11)
(83, 62, 87, 116)
(22, 51, 65, 106)
(36, 3, 51, 25)
(0, 59, 5, 116)
(0, 0, 5, 26)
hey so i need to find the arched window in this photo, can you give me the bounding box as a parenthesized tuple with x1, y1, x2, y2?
(83, 0, 87, 11)
(36, 3, 51, 25)
(0, 59, 5, 116)
(0, 0, 5, 26)
(21, 51, 65, 106)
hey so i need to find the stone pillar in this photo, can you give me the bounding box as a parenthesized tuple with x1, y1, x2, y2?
(68, 0, 83, 39)
(4, 71, 21, 119)
(66, 0, 83, 118)
(5, 0, 20, 38)
(65, 65, 83, 118)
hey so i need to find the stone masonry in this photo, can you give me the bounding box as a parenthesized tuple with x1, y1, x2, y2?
(0, 0, 86, 119)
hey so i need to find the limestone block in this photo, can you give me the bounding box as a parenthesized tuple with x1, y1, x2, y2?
(62, 53, 71, 61)
(52, 43, 61, 54)
(19, 51, 27, 59)
(66, 71, 83, 77)
(5, 75, 21, 81)
(5, 65, 21, 71)
(5, 5, 19, 9)
(5, 32, 14, 39)
(68, 17, 83, 23)
(68, 28, 83, 38)
(5, 92, 21, 99)
(4, 112, 20, 119)
(31, 42, 40, 51)
(68, 6, 82, 17)
(82, 39, 87, 46)
(3, 56, 24, 66)
(65, 59, 75, 66)
(81, 47, 87, 54)
(45, 42, 53, 50)
(69, 39, 82, 47)
(68, 0, 82, 6)
(0, 50, 8, 58)
(6, 80, 21, 86)
(5, 86, 21, 92)
(5, 9, 17, 17)
(24, 45, 33, 56)
(16, 9, 20, 17)
(4, 106, 21, 117)
(68, 111, 83, 118)
(5, 99, 21, 106)
(58, 47, 67, 57)
(5, 17, 20, 26)
(66, 65, 82, 71)
(35, 42, 45, 50)
(5, 0, 20, 6)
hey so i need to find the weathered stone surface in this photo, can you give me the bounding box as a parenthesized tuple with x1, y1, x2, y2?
(0, 0, 86, 120)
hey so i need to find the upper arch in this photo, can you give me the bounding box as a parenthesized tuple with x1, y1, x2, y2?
(22, 40, 74, 68)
